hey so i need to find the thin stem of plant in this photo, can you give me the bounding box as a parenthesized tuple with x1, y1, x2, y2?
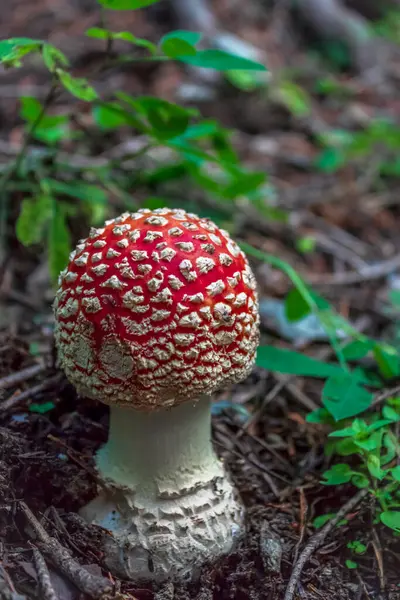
(0, 82, 59, 193)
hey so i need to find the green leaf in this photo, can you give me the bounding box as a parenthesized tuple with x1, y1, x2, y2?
(389, 289, 400, 307)
(284, 287, 312, 322)
(48, 203, 71, 286)
(20, 98, 67, 129)
(336, 439, 359, 456)
(322, 375, 373, 421)
(276, 80, 311, 117)
(306, 407, 334, 424)
(382, 405, 400, 422)
(0, 38, 42, 65)
(20, 96, 42, 121)
(382, 432, 398, 464)
(162, 38, 197, 58)
(225, 69, 264, 91)
(391, 465, 400, 482)
(176, 120, 219, 140)
(380, 510, 400, 532)
(41, 44, 69, 71)
(99, 96, 147, 131)
(168, 140, 216, 163)
(382, 404, 400, 423)
(161, 30, 202, 48)
(56, 69, 98, 101)
(85, 26, 111, 38)
(29, 342, 40, 356)
(351, 474, 370, 488)
(313, 513, 335, 529)
(347, 541, 367, 555)
(373, 344, 400, 379)
(284, 287, 331, 323)
(322, 463, 354, 485)
(160, 31, 200, 58)
(296, 236, 316, 254)
(144, 163, 187, 185)
(16, 196, 52, 246)
(86, 28, 157, 53)
(366, 419, 393, 433)
(177, 49, 267, 71)
(355, 432, 382, 452)
(37, 123, 70, 145)
(329, 425, 358, 438)
(342, 339, 373, 361)
(221, 171, 266, 200)
(20, 96, 69, 143)
(314, 147, 346, 173)
(29, 401, 55, 414)
(44, 180, 107, 205)
(318, 128, 353, 148)
(97, 0, 161, 9)
(211, 130, 239, 165)
(256, 345, 348, 379)
(93, 102, 130, 129)
(367, 454, 384, 480)
(134, 96, 190, 140)
(345, 560, 358, 569)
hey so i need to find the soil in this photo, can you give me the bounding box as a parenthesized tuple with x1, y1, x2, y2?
(0, 0, 400, 599)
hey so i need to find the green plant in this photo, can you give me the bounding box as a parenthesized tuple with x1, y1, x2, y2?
(372, 8, 400, 44)
(314, 118, 400, 177)
(0, 4, 268, 287)
(347, 540, 367, 555)
(318, 398, 400, 533)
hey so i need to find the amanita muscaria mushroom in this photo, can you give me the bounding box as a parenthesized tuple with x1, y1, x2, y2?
(53, 208, 259, 582)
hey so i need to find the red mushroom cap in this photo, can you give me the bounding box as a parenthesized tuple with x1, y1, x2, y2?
(54, 208, 259, 410)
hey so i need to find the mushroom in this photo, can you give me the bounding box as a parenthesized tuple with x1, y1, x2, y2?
(53, 208, 259, 583)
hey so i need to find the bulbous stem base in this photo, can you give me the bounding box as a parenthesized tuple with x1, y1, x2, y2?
(80, 398, 244, 582)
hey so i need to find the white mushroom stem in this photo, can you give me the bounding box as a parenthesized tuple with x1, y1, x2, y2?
(81, 397, 244, 582)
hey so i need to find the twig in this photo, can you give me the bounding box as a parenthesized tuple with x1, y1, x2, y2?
(32, 547, 59, 600)
(272, 372, 319, 411)
(4, 289, 41, 311)
(0, 565, 18, 595)
(0, 364, 45, 390)
(213, 430, 281, 496)
(47, 434, 101, 485)
(1, 374, 61, 412)
(20, 502, 112, 599)
(370, 384, 400, 410)
(292, 488, 308, 565)
(371, 528, 385, 592)
(356, 572, 372, 600)
(308, 254, 400, 286)
(295, 0, 381, 73)
(283, 488, 368, 600)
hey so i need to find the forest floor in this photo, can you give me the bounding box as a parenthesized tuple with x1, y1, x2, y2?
(0, 0, 400, 599)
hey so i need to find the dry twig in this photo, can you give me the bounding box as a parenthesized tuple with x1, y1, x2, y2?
(20, 502, 112, 599)
(371, 528, 385, 592)
(1, 374, 61, 412)
(370, 384, 400, 410)
(308, 254, 400, 286)
(0, 364, 45, 390)
(32, 547, 59, 600)
(283, 488, 368, 600)
(295, 0, 384, 73)
(0, 564, 26, 600)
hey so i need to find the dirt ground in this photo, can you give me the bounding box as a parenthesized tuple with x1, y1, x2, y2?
(0, 0, 400, 599)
